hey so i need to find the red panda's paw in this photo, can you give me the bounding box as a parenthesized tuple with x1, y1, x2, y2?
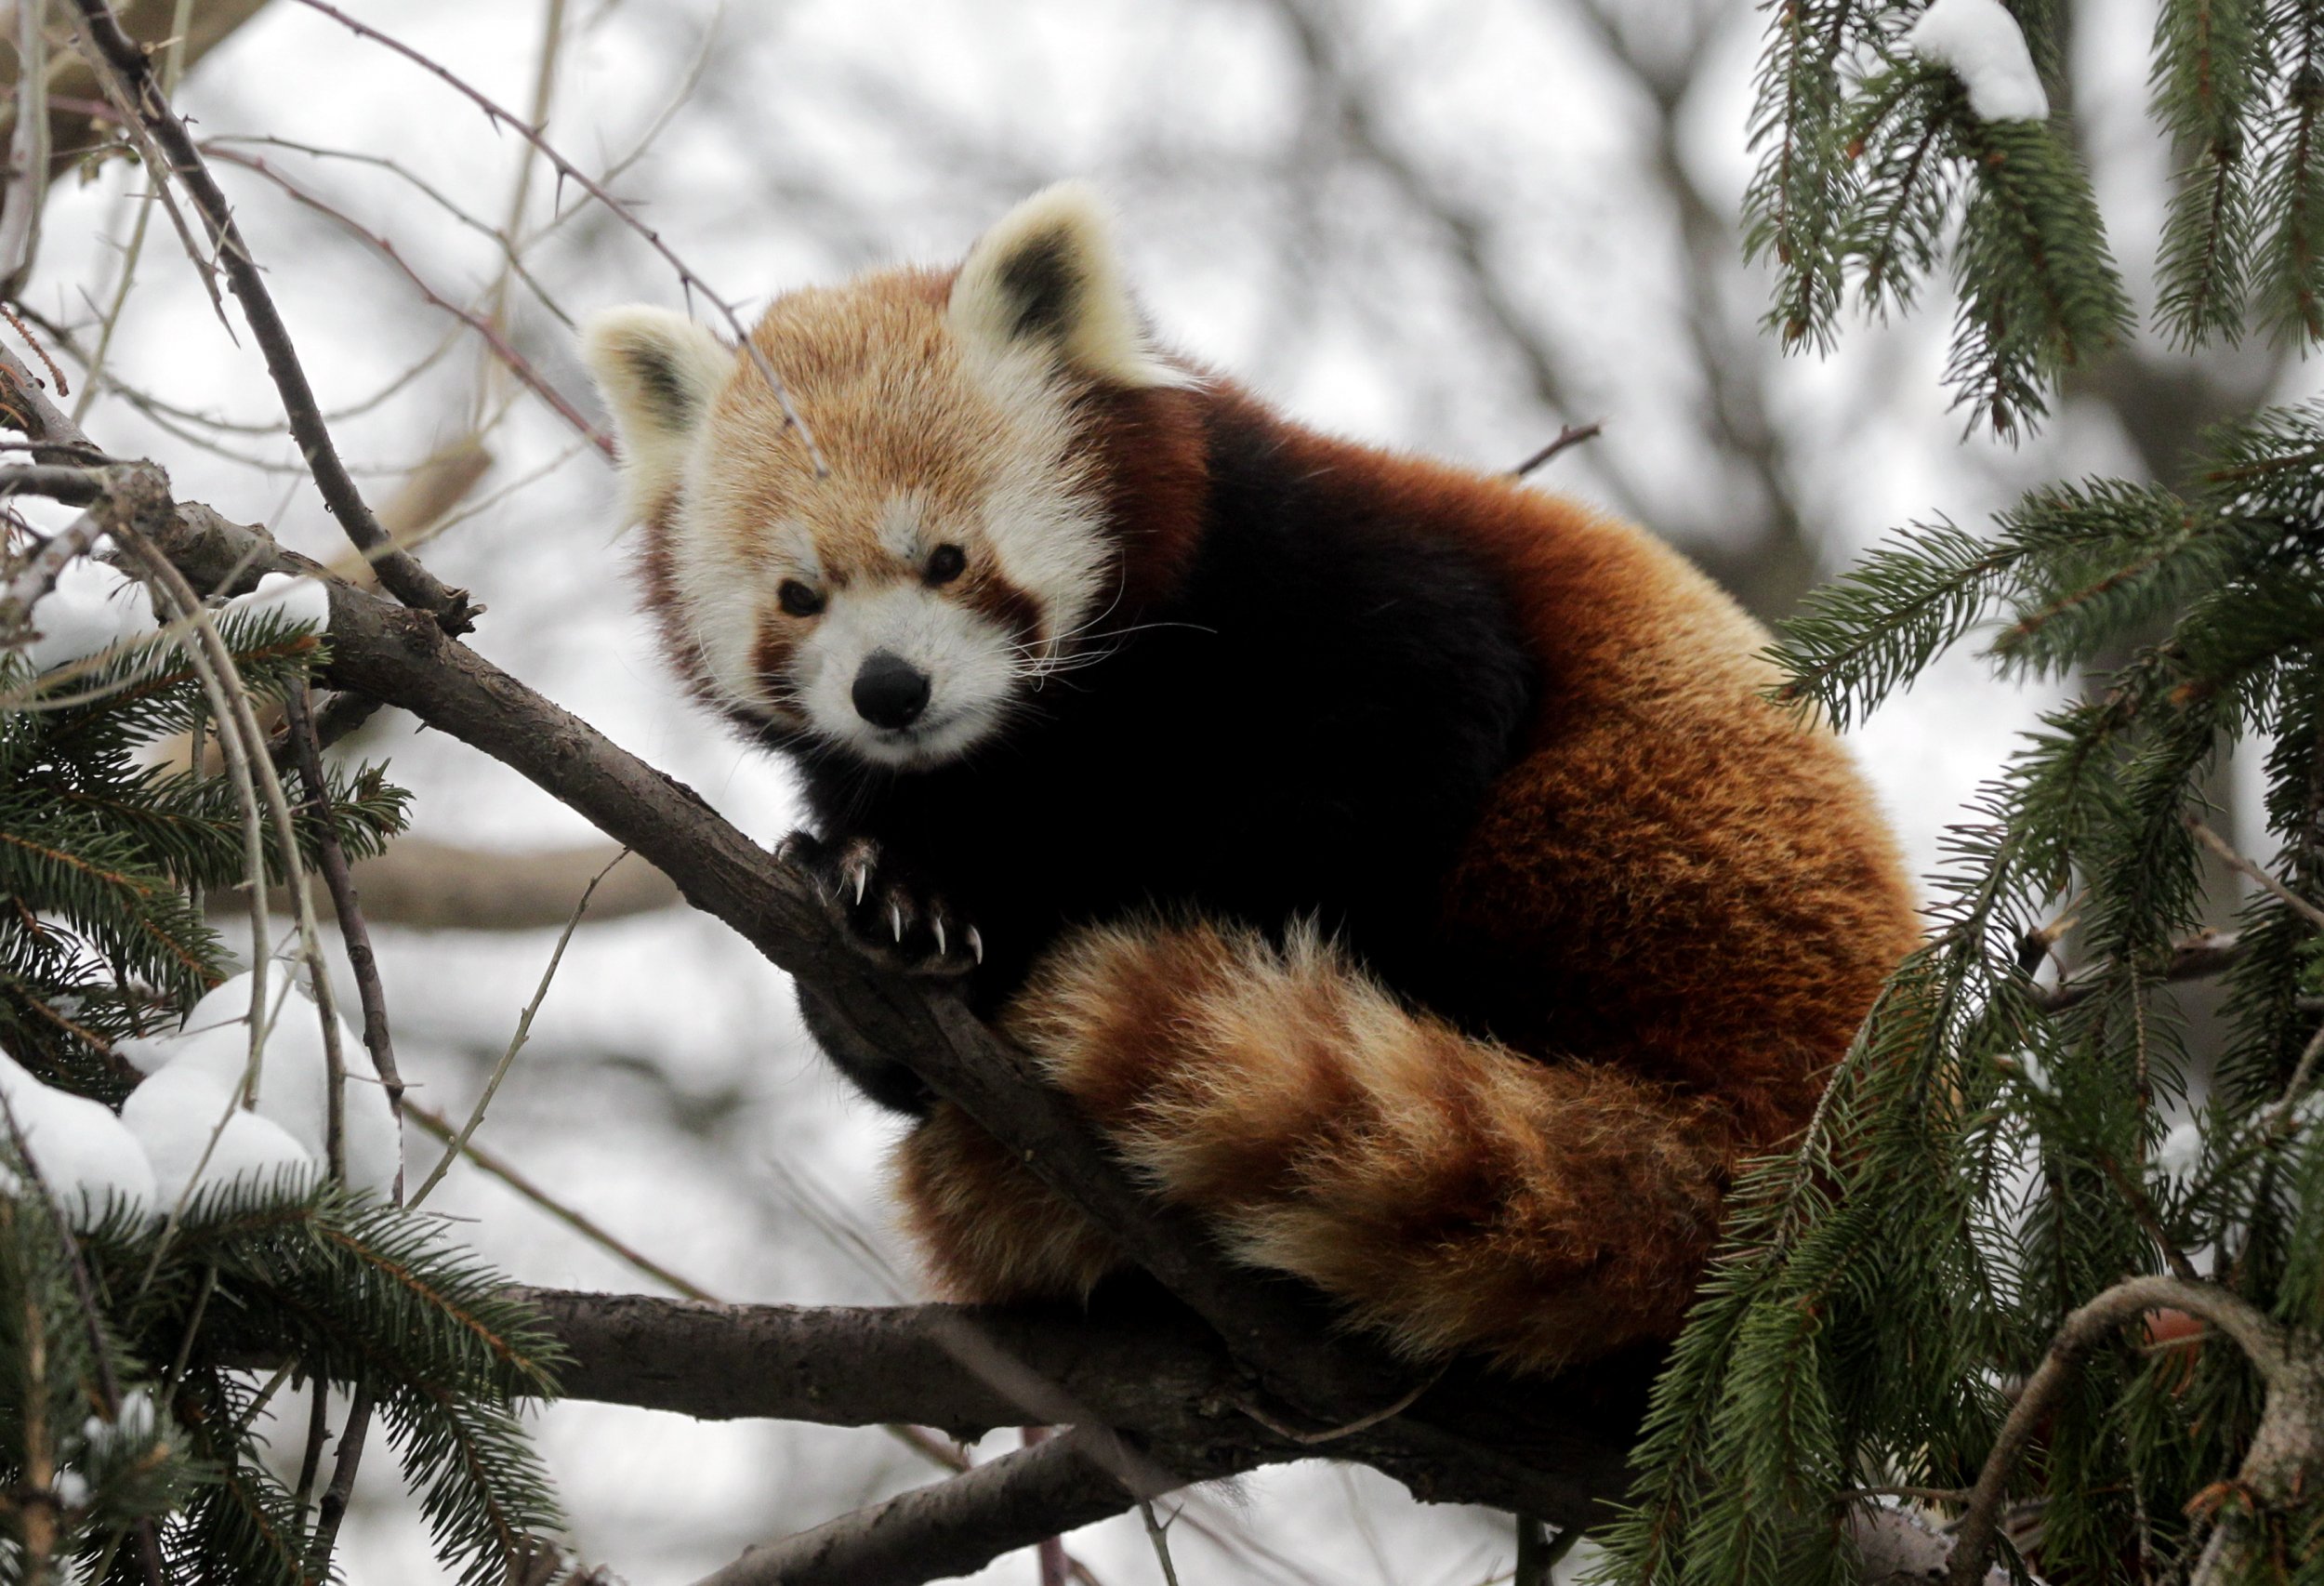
(1005, 917, 1735, 1372)
(891, 1101, 1125, 1302)
(778, 829, 981, 978)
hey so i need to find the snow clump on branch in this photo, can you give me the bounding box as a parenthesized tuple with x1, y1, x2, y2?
(1905, 0, 2050, 122)
(0, 1048, 157, 1221)
(119, 970, 398, 1201)
(19, 553, 158, 672)
(1, 970, 401, 1223)
(222, 570, 333, 633)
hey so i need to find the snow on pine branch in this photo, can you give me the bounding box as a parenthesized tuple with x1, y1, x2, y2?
(1906, 0, 2050, 122)
(3, 967, 401, 1221)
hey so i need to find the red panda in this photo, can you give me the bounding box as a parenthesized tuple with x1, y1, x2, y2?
(580, 184, 1921, 1373)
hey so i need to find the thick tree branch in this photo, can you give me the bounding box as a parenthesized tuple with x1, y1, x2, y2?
(11, 377, 1631, 1528)
(691, 1427, 1221, 1586)
(9, 337, 2002, 1583)
(310, 839, 680, 932)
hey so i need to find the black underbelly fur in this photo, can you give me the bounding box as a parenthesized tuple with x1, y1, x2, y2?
(786, 423, 1537, 1116)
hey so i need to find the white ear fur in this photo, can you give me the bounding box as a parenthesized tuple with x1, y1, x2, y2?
(580, 306, 735, 517)
(947, 183, 1188, 389)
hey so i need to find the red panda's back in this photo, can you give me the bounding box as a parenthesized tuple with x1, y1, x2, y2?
(1257, 417, 1921, 1149)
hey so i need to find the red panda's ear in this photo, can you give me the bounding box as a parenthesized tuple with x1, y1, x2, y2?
(580, 307, 734, 520)
(948, 183, 1189, 390)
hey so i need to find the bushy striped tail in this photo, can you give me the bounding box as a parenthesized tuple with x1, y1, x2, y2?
(893, 918, 1737, 1372)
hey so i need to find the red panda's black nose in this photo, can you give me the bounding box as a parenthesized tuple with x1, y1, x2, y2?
(852, 651, 931, 730)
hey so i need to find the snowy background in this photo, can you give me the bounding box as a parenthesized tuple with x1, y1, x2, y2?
(14, 0, 2316, 1579)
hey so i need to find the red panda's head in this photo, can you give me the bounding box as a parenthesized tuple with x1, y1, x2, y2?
(581, 184, 1198, 770)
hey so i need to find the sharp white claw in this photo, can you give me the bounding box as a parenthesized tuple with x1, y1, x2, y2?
(890, 903, 904, 941)
(933, 920, 947, 956)
(966, 925, 984, 965)
(852, 867, 868, 905)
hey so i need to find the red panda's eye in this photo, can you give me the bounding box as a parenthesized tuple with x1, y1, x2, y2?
(777, 580, 825, 617)
(926, 544, 967, 586)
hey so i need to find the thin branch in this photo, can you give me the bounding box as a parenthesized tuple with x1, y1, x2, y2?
(68, 0, 193, 427)
(283, 684, 404, 1184)
(1948, 1275, 2298, 1585)
(203, 145, 613, 457)
(409, 850, 627, 1205)
(1138, 1500, 1182, 1586)
(2188, 815, 2324, 932)
(2031, 929, 2246, 1011)
(286, 0, 827, 478)
(0, 0, 52, 299)
(1511, 420, 1604, 479)
(304, 1383, 373, 1575)
(0, 467, 119, 638)
(475, 0, 566, 429)
(405, 1102, 716, 1302)
(206, 133, 580, 333)
(2273, 1017, 2324, 1129)
(65, 0, 477, 630)
(63, 5, 226, 335)
(0, 460, 112, 504)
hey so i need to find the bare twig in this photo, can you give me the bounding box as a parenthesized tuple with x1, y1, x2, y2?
(203, 145, 613, 457)
(68, 0, 193, 426)
(108, 528, 279, 1275)
(476, 0, 566, 428)
(283, 684, 404, 1183)
(304, 1383, 374, 1574)
(138, 544, 351, 1179)
(1234, 1364, 1443, 1444)
(66, 0, 477, 629)
(2188, 815, 2324, 932)
(0, 459, 112, 504)
(63, 7, 225, 335)
(2267, 1017, 2324, 1132)
(1948, 1275, 2303, 1586)
(2031, 929, 2246, 1011)
(286, 0, 828, 478)
(0, 0, 52, 297)
(409, 850, 627, 1206)
(1139, 1500, 1183, 1586)
(207, 133, 579, 333)
(1511, 420, 1604, 479)
(0, 469, 115, 638)
(404, 1101, 717, 1303)
(286, 837, 679, 932)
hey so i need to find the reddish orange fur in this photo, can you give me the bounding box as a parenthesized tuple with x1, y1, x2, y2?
(891, 386, 1921, 1373)
(591, 207, 1920, 1372)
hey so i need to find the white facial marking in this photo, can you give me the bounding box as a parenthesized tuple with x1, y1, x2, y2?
(954, 349, 1114, 658)
(798, 581, 1021, 767)
(878, 494, 927, 562)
